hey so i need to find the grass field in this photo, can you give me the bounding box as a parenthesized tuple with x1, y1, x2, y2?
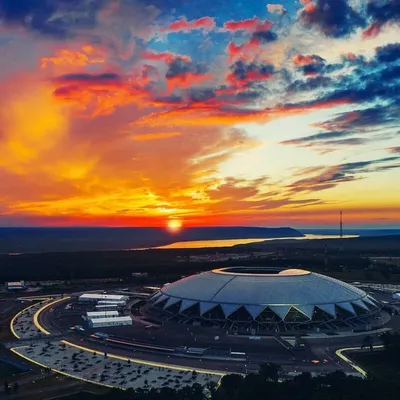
(349, 351, 400, 381)
(0, 360, 24, 379)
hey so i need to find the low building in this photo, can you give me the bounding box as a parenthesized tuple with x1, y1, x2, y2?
(88, 316, 132, 328)
(84, 311, 119, 320)
(97, 300, 127, 306)
(6, 281, 25, 290)
(78, 293, 129, 303)
(95, 304, 119, 311)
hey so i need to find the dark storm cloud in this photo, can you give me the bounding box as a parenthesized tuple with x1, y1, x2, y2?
(230, 60, 275, 81)
(154, 94, 183, 104)
(297, 60, 400, 108)
(281, 105, 400, 151)
(188, 88, 216, 102)
(287, 76, 333, 93)
(299, 0, 366, 38)
(367, 0, 400, 26)
(376, 43, 400, 63)
(0, 0, 107, 38)
(165, 58, 208, 79)
(302, 63, 325, 76)
(251, 30, 278, 43)
(289, 157, 400, 193)
(318, 106, 400, 132)
(281, 130, 349, 145)
(54, 72, 122, 84)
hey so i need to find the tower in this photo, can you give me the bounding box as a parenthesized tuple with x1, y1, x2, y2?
(340, 210, 343, 239)
(339, 211, 344, 252)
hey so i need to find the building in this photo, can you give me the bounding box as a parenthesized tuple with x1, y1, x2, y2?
(78, 294, 129, 303)
(88, 316, 132, 328)
(95, 304, 119, 311)
(6, 281, 25, 290)
(84, 311, 119, 320)
(144, 267, 384, 333)
(97, 300, 127, 306)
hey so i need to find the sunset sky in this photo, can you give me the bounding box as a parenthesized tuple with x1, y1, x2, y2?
(0, 0, 399, 228)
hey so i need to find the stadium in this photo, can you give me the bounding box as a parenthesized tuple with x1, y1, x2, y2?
(144, 267, 384, 333)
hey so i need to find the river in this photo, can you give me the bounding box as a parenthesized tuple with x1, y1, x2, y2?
(149, 234, 359, 249)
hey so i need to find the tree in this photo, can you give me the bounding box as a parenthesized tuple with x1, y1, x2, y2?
(4, 381, 10, 395)
(259, 362, 281, 382)
(219, 374, 244, 398)
(361, 335, 374, 351)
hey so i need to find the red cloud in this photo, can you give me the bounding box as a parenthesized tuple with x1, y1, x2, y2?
(142, 49, 191, 63)
(226, 39, 262, 62)
(161, 17, 215, 33)
(166, 72, 213, 92)
(223, 17, 272, 32)
(362, 22, 382, 39)
(293, 54, 324, 66)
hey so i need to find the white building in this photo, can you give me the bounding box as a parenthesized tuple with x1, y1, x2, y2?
(78, 293, 129, 303)
(6, 281, 25, 290)
(84, 311, 119, 320)
(97, 300, 127, 306)
(95, 304, 119, 311)
(88, 316, 132, 328)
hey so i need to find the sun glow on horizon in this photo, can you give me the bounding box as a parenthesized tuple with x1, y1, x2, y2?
(167, 219, 183, 233)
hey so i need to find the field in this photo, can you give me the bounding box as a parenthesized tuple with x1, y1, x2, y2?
(349, 351, 400, 382)
(0, 360, 24, 378)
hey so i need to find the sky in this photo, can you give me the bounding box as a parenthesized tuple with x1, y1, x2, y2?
(0, 0, 399, 229)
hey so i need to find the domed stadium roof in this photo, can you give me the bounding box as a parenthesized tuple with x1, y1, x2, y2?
(147, 267, 381, 326)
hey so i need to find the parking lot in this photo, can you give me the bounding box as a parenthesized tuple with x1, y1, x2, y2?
(12, 341, 221, 390)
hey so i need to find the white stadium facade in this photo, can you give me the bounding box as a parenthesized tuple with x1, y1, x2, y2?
(145, 267, 384, 333)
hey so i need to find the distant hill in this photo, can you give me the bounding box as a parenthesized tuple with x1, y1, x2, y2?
(235, 234, 400, 253)
(300, 229, 400, 237)
(0, 227, 303, 253)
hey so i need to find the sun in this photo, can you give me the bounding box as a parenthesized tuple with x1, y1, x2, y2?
(167, 219, 182, 233)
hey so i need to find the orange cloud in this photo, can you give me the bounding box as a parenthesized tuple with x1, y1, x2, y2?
(40, 46, 105, 69)
(0, 76, 69, 174)
(161, 17, 215, 33)
(134, 99, 350, 128)
(133, 132, 181, 141)
(303, 2, 317, 13)
(52, 73, 150, 117)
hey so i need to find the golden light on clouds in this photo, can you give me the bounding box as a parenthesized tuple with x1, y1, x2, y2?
(133, 132, 181, 141)
(0, 82, 69, 173)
